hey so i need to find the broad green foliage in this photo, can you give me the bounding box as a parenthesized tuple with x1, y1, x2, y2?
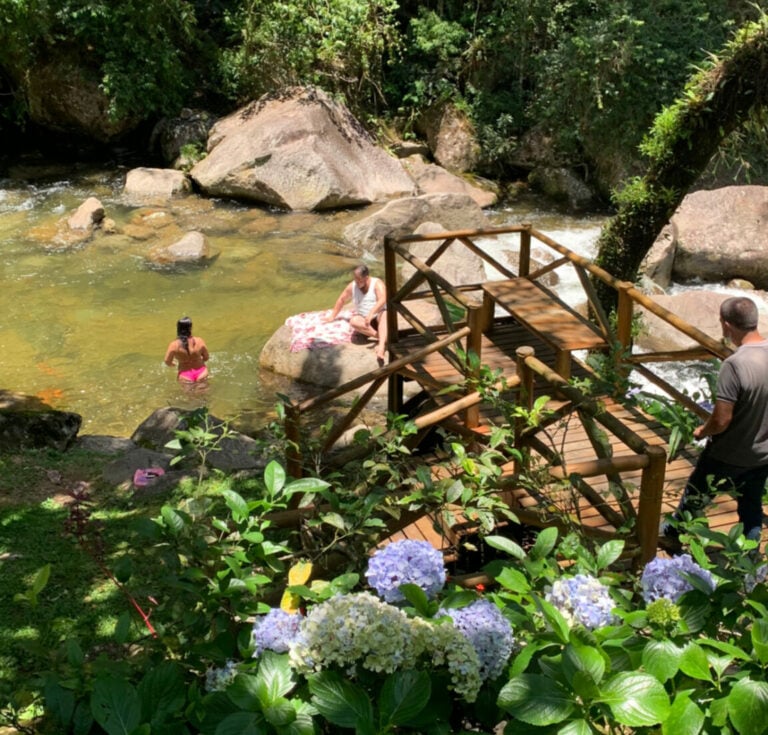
(220, 0, 401, 110)
(0, 0, 200, 119)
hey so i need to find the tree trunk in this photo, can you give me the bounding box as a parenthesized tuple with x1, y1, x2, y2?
(593, 14, 768, 313)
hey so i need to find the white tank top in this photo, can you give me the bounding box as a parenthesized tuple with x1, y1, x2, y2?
(353, 277, 380, 317)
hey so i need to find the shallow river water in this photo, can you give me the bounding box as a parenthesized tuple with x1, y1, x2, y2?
(0, 159, 606, 437)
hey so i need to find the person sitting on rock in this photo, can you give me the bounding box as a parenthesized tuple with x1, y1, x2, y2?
(324, 264, 388, 362)
(164, 316, 210, 383)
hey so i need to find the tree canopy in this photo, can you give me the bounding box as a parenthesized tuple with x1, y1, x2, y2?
(593, 11, 768, 312)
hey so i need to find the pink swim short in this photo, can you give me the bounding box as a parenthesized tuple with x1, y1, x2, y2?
(178, 366, 207, 382)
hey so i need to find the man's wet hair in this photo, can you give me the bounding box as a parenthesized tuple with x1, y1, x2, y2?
(720, 296, 758, 331)
(354, 264, 370, 278)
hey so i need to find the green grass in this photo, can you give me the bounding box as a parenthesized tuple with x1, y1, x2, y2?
(0, 448, 169, 703)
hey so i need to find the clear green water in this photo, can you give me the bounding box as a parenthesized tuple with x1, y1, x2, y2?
(0, 161, 604, 437)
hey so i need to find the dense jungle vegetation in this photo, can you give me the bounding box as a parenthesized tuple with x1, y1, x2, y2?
(0, 0, 766, 193)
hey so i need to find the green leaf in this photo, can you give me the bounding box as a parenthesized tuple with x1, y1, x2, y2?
(264, 461, 286, 495)
(642, 639, 682, 682)
(727, 678, 768, 735)
(563, 642, 606, 687)
(495, 567, 531, 594)
(379, 670, 430, 727)
(596, 540, 624, 570)
(600, 672, 670, 727)
(557, 720, 593, 735)
(400, 583, 431, 615)
(90, 677, 141, 735)
(31, 563, 51, 596)
(497, 674, 574, 725)
(320, 512, 347, 531)
(679, 643, 713, 682)
(308, 671, 374, 731)
(137, 662, 186, 725)
(264, 698, 296, 727)
(227, 674, 262, 711)
(160, 506, 185, 534)
(221, 489, 249, 521)
(662, 690, 705, 735)
(530, 527, 558, 561)
(256, 651, 294, 705)
(215, 711, 268, 735)
(484, 534, 525, 560)
(283, 476, 330, 497)
(751, 618, 768, 665)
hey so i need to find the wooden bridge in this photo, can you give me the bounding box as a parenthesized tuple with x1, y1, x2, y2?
(281, 225, 740, 567)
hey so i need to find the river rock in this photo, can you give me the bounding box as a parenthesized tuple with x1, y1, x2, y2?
(528, 167, 597, 212)
(124, 168, 192, 202)
(401, 221, 487, 286)
(150, 108, 217, 167)
(402, 156, 497, 208)
(21, 57, 138, 142)
(634, 290, 768, 353)
(417, 102, 480, 173)
(147, 231, 213, 265)
(642, 223, 677, 290)
(68, 197, 105, 230)
(343, 193, 491, 255)
(131, 407, 267, 472)
(667, 186, 768, 288)
(259, 324, 383, 389)
(0, 390, 82, 451)
(190, 86, 416, 211)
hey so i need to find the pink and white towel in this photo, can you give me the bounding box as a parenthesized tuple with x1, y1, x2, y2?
(286, 310, 355, 352)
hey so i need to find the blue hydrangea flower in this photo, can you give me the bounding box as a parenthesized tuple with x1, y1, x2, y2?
(546, 574, 617, 630)
(366, 540, 446, 603)
(641, 554, 715, 603)
(746, 563, 768, 593)
(204, 659, 238, 692)
(252, 607, 302, 655)
(439, 599, 514, 681)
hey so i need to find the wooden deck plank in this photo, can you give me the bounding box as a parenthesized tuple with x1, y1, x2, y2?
(383, 313, 756, 555)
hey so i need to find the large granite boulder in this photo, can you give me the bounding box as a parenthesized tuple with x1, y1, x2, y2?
(401, 221, 487, 286)
(131, 407, 267, 472)
(402, 156, 497, 208)
(635, 289, 768, 353)
(21, 58, 138, 141)
(0, 390, 82, 451)
(342, 193, 491, 254)
(259, 325, 383, 389)
(666, 186, 768, 288)
(190, 87, 415, 211)
(417, 102, 480, 173)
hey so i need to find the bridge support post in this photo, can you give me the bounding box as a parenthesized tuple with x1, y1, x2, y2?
(636, 444, 667, 567)
(515, 346, 536, 473)
(285, 404, 303, 479)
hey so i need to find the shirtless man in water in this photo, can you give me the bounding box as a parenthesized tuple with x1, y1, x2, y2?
(164, 316, 210, 383)
(324, 264, 388, 362)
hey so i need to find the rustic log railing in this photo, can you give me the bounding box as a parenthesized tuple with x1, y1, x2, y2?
(278, 224, 728, 561)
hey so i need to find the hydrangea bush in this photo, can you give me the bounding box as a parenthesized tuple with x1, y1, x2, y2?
(640, 553, 716, 602)
(34, 469, 768, 735)
(545, 573, 618, 629)
(365, 539, 446, 603)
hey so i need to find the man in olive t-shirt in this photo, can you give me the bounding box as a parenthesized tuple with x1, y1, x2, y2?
(665, 296, 768, 546)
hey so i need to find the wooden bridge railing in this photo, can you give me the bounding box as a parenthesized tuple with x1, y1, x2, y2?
(385, 225, 732, 417)
(513, 346, 667, 565)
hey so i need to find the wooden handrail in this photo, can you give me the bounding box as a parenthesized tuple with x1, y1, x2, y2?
(294, 326, 471, 414)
